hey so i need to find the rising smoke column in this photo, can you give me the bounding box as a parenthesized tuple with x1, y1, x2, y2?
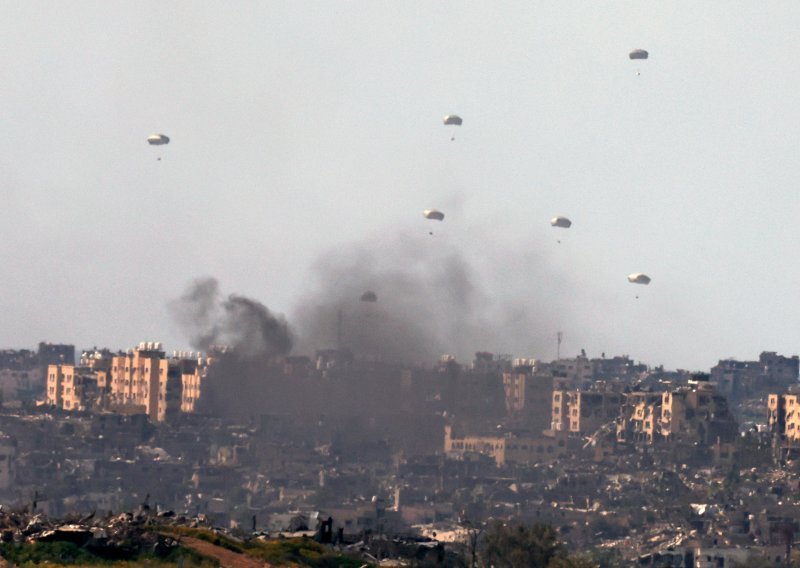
(169, 278, 295, 420)
(291, 229, 580, 365)
(292, 235, 498, 364)
(170, 277, 292, 358)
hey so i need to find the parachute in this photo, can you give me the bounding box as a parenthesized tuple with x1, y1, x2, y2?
(360, 291, 377, 302)
(423, 209, 445, 221)
(147, 134, 170, 145)
(627, 273, 651, 285)
(629, 49, 648, 60)
(443, 115, 462, 140)
(551, 217, 572, 229)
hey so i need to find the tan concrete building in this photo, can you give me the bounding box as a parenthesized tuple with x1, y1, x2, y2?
(46, 364, 75, 409)
(109, 342, 172, 422)
(616, 392, 662, 443)
(47, 360, 94, 412)
(78, 349, 113, 409)
(444, 425, 567, 467)
(660, 381, 737, 444)
(551, 389, 569, 432)
(48, 344, 205, 421)
(47, 363, 103, 412)
(768, 392, 800, 442)
(176, 353, 207, 414)
(60, 367, 84, 411)
(551, 390, 623, 435)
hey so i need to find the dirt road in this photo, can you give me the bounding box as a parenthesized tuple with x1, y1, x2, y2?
(178, 536, 272, 568)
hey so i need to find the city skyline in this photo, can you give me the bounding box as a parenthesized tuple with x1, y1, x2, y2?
(3, 3, 800, 369)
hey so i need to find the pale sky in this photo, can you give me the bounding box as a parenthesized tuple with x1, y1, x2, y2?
(2, 2, 800, 370)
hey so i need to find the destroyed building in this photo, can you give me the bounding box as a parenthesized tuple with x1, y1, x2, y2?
(551, 389, 624, 436)
(661, 380, 738, 445)
(0, 343, 74, 406)
(443, 424, 568, 466)
(711, 351, 799, 399)
(502, 358, 554, 432)
(7, 339, 800, 565)
(616, 391, 662, 443)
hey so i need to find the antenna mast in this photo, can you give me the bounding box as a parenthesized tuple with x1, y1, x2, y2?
(337, 309, 343, 350)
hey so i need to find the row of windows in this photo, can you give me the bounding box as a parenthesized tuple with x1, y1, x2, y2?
(449, 441, 501, 451)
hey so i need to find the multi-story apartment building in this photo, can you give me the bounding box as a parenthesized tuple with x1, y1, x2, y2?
(471, 352, 511, 374)
(661, 380, 737, 444)
(768, 392, 800, 443)
(48, 345, 206, 421)
(712, 351, 799, 398)
(46, 364, 70, 408)
(37, 342, 75, 366)
(444, 425, 567, 467)
(591, 355, 648, 381)
(46, 363, 101, 412)
(502, 359, 555, 432)
(552, 356, 594, 385)
(175, 353, 207, 414)
(108, 342, 172, 422)
(616, 392, 662, 443)
(0, 348, 45, 405)
(551, 390, 624, 435)
(761, 352, 800, 385)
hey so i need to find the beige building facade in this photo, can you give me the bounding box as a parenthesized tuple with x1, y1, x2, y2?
(46, 364, 86, 410)
(444, 425, 567, 467)
(768, 392, 800, 442)
(109, 342, 171, 422)
(551, 390, 623, 435)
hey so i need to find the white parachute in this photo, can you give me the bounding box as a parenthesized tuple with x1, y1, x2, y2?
(147, 134, 170, 145)
(627, 273, 651, 285)
(443, 115, 462, 140)
(423, 209, 445, 221)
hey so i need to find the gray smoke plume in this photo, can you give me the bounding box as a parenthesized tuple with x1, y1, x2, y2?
(292, 231, 573, 364)
(168, 232, 579, 429)
(170, 277, 292, 358)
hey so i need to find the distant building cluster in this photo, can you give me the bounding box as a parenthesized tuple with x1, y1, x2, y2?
(2, 338, 800, 564)
(45, 342, 210, 422)
(712, 352, 800, 400)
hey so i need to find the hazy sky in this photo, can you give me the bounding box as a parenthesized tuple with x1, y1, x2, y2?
(3, 2, 800, 370)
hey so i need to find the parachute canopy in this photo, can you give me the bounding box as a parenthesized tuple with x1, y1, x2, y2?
(147, 134, 170, 145)
(628, 273, 651, 285)
(423, 209, 445, 221)
(551, 217, 572, 229)
(360, 291, 377, 302)
(443, 115, 462, 126)
(629, 49, 649, 60)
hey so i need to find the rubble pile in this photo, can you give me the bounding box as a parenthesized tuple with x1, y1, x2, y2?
(0, 505, 213, 564)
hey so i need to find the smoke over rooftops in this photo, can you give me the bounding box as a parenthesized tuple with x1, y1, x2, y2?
(291, 232, 566, 364)
(170, 227, 580, 367)
(169, 277, 292, 359)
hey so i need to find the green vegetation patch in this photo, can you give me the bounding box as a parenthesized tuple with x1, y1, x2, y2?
(159, 526, 364, 567)
(0, 540, 217, 567)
